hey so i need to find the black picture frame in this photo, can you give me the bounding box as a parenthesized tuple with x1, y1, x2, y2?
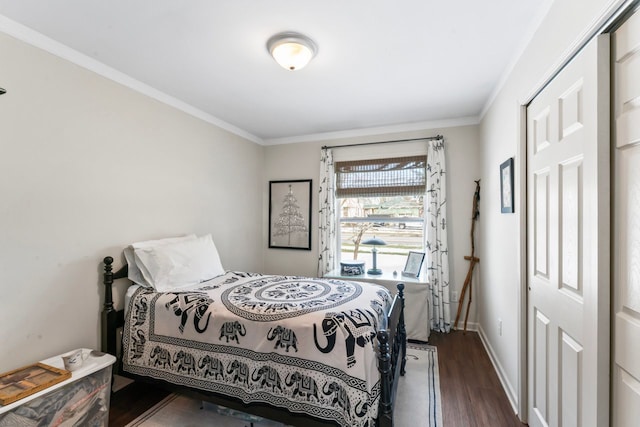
(500, 157, 514, 214)
(269, 179, 312, 250)
(402, 251, 425, 277)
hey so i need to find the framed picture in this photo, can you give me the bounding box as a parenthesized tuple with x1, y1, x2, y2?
(402, 251, 425, 277)
(0, 362, 71, 405)
(500, 157, 514, 213)
(269, 179, 312, 250)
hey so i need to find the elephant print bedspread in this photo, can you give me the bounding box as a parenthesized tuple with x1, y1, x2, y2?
(122, 271, 392, 427)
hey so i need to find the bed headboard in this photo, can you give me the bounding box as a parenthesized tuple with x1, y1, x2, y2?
(101, 256, 128, 371)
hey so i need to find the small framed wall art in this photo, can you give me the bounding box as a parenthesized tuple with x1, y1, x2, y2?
(269, 179, 312, 250)
(500, 157, 514, 213)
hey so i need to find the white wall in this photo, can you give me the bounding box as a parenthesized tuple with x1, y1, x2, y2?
(0, 33, 264, 372)
(477, 0, 620, 411)
(263, 125, 481, 325)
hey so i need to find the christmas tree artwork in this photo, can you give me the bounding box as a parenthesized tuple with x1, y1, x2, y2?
(273, 184, 308, 246)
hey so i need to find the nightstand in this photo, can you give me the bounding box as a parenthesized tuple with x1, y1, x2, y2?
(324, 269, 431, 342)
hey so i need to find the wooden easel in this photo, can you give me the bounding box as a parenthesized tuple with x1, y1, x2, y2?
(454, 180, 480, 333)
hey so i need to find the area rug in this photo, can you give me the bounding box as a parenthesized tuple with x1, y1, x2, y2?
(125, 344, 442, 427)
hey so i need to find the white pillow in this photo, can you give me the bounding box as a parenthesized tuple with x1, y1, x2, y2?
(134, 234, 225, 292)
(124, 234, 197, 286)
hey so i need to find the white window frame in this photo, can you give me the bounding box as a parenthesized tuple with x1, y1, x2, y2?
(334, 196, 427, 268)
(330, 140, 430, 271)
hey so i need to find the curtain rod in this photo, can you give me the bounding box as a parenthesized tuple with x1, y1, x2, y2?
(321, 135, 442, 150)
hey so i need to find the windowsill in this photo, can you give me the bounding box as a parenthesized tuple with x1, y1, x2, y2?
(324, 269, 428, 284)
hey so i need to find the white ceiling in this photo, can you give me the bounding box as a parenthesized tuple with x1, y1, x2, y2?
(0, 1, 551, 144)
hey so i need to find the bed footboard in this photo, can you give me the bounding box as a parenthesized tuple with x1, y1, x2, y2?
(377, 283, 407, 427)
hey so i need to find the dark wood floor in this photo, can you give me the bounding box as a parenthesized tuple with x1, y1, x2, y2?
(108, 378, 170, 427)
(428, 331, 525, 427)
(108, 330, 524, 426)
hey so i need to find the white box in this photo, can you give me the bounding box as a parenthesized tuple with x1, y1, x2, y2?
(0, 349, 116, 426)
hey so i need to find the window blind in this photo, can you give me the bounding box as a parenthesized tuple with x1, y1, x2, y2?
(335, 155, 427, 197)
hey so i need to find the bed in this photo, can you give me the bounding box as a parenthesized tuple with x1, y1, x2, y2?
(100, 238, 407, 427)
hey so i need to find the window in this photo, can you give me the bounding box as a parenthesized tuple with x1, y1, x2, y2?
(335, 155, 426, 273)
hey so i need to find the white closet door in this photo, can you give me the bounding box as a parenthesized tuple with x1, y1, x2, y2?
(612, 9, 640, 427)
(526, 35, 610, 427)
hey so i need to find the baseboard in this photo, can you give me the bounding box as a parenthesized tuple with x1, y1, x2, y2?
(477, 325, 519, 416)
(452, 321, 478, 332)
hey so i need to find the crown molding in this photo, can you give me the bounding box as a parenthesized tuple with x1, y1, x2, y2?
(479, 0, 555, 121)
(0, 14, 264, 145)
(263, 116, 479, 146)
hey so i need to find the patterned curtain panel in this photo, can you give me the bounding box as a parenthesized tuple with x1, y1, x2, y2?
(427, 137, 451, 333)
(318, 148, 336, 277)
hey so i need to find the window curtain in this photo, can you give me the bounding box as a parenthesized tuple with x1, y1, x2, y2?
(427, 137, 451, 333)
(318, 148, 336, 277)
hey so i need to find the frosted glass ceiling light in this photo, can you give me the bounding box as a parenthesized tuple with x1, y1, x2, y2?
(267, 32, 317, 71)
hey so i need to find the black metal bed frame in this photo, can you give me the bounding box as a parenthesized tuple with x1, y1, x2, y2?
(101, 256, 407, 427)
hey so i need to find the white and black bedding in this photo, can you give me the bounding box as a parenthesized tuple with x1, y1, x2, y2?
(122, 271, 392, 427)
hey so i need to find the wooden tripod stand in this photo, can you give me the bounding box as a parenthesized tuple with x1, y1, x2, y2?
(454, 180, 480, 333)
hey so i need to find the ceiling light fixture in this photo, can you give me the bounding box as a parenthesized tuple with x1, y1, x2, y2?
(267, 32, 317, 71)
